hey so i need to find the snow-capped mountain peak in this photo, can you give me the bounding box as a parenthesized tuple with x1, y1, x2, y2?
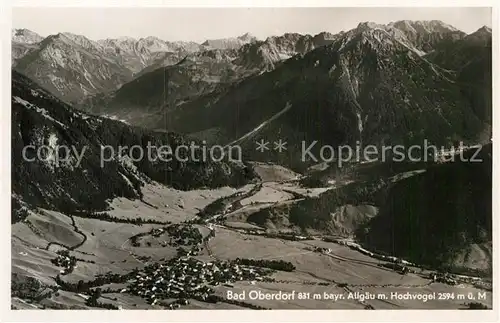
(356, 21, 386, 31)
(465, 25, 492, 43)
(56, 32, 103, 51)
(390, 20, 459, 34)
(478, 25, 492, 33)
(237, 32, 257, 42)
(202, 33, 257, 50)
(471, 25, 492, 36)
(12, 28, 43, 44)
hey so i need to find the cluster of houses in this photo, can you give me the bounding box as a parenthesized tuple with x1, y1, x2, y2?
(118, 218, 275, 308)
(124, 257, 271, 306)
(428, 272, 458, 285)
(314, 246, 332, 254)
(51, 250, 77, 275)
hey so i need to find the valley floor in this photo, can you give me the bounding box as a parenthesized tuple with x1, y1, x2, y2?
(11, 175, 492, 310)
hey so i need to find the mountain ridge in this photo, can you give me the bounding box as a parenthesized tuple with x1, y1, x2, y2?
(13, 19, 483, 103)
(10, 17, 493, 310)
(158, 21, 490, 170)
(12, 69, 256, 219)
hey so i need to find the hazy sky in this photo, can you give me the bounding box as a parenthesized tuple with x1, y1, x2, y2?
(12, 7, 492, 42)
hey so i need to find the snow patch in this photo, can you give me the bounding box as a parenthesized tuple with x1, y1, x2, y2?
(225, 101, 293, 147)
(339, 61, 365, 139)
(390, 169, 426, 183)
(47, 74, 67, 92)
(79, 83, 91, 96)
(278, 53, 292, 60)
(356, 112, 363, 133)
(30, 89, 40, 97)
(118, 154, 138, 173)
(12, 96, 68, 129)
(44, 45, 66, 68)
(101, 114, 129, 124)
(39, 133, 59, 171)
(82, 67, 97, 89)
(119, 171, 135, 191)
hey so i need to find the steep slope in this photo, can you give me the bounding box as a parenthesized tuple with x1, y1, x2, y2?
(464, 26, 492, 44)
(425, 26, 492, 69)
(231, 21, 464, 71)
(252, 145, 491, 273)
(388, 20, 465, 52)
(77, 31, 341, 128)
(234, 32, 339, 69)
(165, 22, 487, 170)
(201, 32, 257, 50)
(14, 33, 134, 103)
(97, 36, 200, 73)
(79, 48, 259, 127)
(357, 144, 492, 273)
(425, 26, 492, 124)
(12, 43, 40, 66)
(12, 70, 256, 221)
(11, 29, 44, 65)
(12, 28, 43, 44)
(13, 31, 203, 103)
(130, 51, 190, 78)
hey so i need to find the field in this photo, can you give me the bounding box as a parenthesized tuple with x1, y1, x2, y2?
(11, 177, 493, 310)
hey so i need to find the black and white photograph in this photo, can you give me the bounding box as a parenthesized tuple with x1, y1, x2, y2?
(6, 3, 495, 316)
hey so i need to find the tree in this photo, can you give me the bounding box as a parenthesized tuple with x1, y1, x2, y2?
(466, 302, 488, 309)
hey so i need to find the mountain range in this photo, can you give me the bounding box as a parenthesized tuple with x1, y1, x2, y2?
(12, 29, 261, 103)
(12, 70, 255, 221)
(152, 21, 490, 170)
(11, 18, 492, 211)
(13, 20, 484, 104)
(10, 19, 493, 309)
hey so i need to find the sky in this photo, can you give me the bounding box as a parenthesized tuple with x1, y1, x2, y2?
(12, 7, 492, 42)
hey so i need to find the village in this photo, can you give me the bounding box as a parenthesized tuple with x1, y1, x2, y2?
(48, 216, 289, 310)
(45, 191, 491, 310)
(125, 257, 274, 308)
(121, 219, 294, 309)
